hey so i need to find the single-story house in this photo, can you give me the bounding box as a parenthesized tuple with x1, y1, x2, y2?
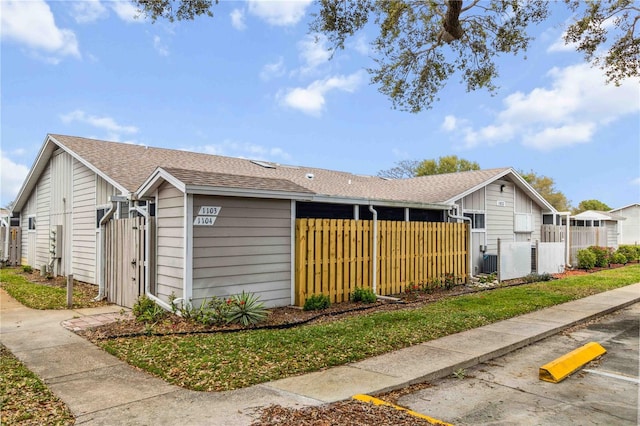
(609, 204, 640, 245)
(570, 210, 623, 249)
(12, 134, 558, 308)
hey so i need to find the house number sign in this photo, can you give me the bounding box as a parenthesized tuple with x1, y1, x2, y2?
(193, 206, 222, 226)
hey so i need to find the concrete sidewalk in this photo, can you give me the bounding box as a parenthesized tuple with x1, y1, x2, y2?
(2, 284, 639, 425)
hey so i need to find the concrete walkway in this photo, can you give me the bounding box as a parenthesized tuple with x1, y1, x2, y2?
(2, 284, 639, 425)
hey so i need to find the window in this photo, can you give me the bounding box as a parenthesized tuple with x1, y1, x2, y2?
(96, 208, 108, 228)
(28, 216, 36, 230)
(463, 212, 485, 229)
(542, 214, 554, 225)
(514, 213, 533, 232)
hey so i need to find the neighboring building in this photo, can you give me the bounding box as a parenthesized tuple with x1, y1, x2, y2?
(570, 210, 623, 249)
(12, 134, 557, 308)
(609, 204, 640, 245)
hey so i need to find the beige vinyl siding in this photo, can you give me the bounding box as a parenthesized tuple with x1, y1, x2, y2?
(96, 175, 117, 205)
(35, 164, 51, 269)
(486, 180, 514, 253)
(72, 158, 98, 283)
(617, 205, 640, 245)
(461, 187, 485, 211)
(155, 182, 184, 302)
(50, 151, 73, 275)
(192, 196, 292, 308)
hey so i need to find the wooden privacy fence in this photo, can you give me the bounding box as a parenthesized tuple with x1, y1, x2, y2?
(104, 217, 155, 308)
(295, 219, 468, 306)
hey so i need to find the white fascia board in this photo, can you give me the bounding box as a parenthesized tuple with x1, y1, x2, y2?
(441, 169, 513, 207)
(12, 134, 56, 212)
(309, 195, 453, 210)
(136, 168, 186, 198)
(184, 185, 313, 201)
(443, 168, 556, 213)
(610, 203, 640, 213)
(49, 135, 130, 196)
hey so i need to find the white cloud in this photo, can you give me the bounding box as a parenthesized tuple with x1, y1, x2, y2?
(296, 33, 331, 75)
(153, 35, 169, 56)
(110, 1, 142, 23)
(447, 63, 640, 151)
(60, 110, 139, 137)
(630, 177, 640, 186)
(1, 0, 80, 61)
(260, 57, 286, 81)
(0, 152, 29, 205)
(188, 140, 292, 162)
(279, 71, 366, 116)
(230, 8, 246, 30)
(350, 34, 370, 56)
(441, 115, 458, 132)
(247, 0, 312, 26)
(70, 0, 108, 24)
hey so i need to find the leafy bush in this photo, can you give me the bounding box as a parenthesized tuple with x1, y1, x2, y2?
(351, 287, 377, 303)
(617, 245, 640, 262)
(171, 296, 231, 326)
(610, 252, 627, 264)
(303, 294, 331, 311)
(225, 291, 269, 326)
(587, 246, 612, 267)
(132, 295, 167, 323)
(22, 265, 33, 273)
(577, 249, 596, 270)
(523, 273, 553, 283)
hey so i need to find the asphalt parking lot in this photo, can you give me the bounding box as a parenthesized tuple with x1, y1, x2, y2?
(398, 303, 639, 425)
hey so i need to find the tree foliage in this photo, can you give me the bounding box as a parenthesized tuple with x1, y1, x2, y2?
(132, 1, 639, 112)
(573, 199, 612, 214)
(378, 155, 479, 178)
(519, 170, 571, 211)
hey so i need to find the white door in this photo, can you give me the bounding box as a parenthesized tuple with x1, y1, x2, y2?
(471, 231, 486, 275)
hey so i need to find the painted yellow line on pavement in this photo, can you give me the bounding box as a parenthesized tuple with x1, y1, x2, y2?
(353, 394, 453, 426)
(539, 341, 606, 383)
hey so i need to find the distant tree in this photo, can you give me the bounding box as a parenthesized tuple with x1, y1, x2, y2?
(377, 159, 420, 179)
(378, 155, 479, 178)
(573, 199, 611, 214)
(520, 170, 571, 211)
(133, 1, 640, 112)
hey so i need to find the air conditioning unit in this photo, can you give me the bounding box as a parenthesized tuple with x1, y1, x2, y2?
(483, 254, 498, 274)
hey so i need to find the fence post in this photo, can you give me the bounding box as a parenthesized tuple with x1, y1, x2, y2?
(66, 274, 73, 309)
(497, 238, 501, 282)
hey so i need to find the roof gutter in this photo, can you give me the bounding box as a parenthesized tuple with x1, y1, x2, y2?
(448, 206, 473, 279)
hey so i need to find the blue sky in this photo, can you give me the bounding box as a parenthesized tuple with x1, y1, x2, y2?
(1, 0, 639, 210)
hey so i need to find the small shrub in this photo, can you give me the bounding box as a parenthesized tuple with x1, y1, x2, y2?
(303, 294, 331, 311)
(22, 265, 33, 273)
(577, 249, 596, 270)
(225, 291, 269, 326)
(351, 287, 377, 303)
(588, 246, 612, 268)
(617, 245, 640, 262)
(523, 273, 553, 283)
(132, 295, 167, 323)
(610, 252, 627, 265)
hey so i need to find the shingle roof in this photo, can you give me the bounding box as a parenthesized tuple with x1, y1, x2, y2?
(50, 134, 512, 206)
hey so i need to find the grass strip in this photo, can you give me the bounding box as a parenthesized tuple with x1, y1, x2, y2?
(0, 268, 100, 309)
(99, 265, 640, 392)
(0, 344, 74, 425)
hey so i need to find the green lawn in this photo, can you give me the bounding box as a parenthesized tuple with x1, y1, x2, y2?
(0, 268, 105, 310)
(0, 344, 74, 425)
(99, 265, 640, 391)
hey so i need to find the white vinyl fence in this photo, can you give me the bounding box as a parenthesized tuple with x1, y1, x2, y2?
(498, 239, 565, 281)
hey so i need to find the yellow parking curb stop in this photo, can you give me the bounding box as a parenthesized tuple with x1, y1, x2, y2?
(352, 393, 452, 425)
(539, 342, 606, 383)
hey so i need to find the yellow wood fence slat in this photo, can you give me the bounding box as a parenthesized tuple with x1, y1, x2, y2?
(294, 219, 469, 306)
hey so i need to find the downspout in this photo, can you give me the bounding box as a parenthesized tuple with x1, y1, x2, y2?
(448, 206, 473, 279)
(96, 201, 117, 301)
(132, 202, 172, 311)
